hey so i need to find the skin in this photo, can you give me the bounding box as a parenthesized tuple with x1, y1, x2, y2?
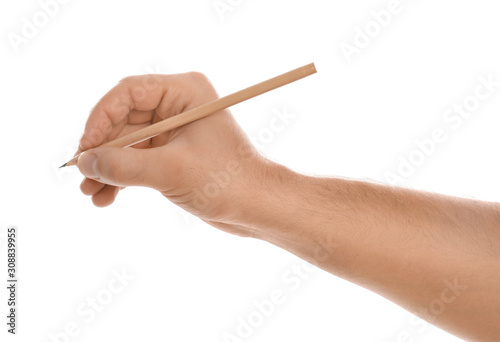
(76, 72, 500, 341)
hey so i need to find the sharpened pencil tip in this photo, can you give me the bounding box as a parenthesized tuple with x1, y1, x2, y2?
(59, 163, 67, 168)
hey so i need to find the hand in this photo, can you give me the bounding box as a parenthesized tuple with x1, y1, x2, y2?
(75, 72, 500, 342)
(76, 72, 267, 236)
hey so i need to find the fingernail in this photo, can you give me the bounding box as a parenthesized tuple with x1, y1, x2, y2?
(78, 152, 99, 179)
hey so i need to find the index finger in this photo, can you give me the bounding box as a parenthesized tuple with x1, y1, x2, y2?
(76, 73, 196, 154)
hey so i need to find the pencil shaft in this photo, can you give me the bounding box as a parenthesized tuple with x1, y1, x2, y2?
(62, 63, 316, 167)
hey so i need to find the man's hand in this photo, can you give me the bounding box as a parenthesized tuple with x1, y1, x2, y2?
(77, 72, 265, 235)
(77, 72, 500, 341)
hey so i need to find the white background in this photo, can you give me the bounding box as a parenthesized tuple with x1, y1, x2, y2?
(1, 0, 499, 341)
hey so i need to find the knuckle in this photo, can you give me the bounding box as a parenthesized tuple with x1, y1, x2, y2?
(107, 157, 126, 183)
(185, 72, 217, 101)
(118, 75, 137, 84)
(186, 71, 210, 85)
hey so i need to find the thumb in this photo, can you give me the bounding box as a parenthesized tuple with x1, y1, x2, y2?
(77, 147, 167, 188)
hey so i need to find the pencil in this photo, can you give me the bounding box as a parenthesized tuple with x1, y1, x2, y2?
(61, 63, 317, 167)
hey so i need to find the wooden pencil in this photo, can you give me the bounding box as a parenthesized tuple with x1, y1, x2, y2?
(61, 63, 316, 167)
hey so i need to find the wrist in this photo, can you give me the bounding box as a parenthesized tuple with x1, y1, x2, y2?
(232, 158, 315, 242)
(231, 159, 349, 270)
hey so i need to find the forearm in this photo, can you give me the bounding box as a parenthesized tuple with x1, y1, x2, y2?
(238, 160, 500, 341)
